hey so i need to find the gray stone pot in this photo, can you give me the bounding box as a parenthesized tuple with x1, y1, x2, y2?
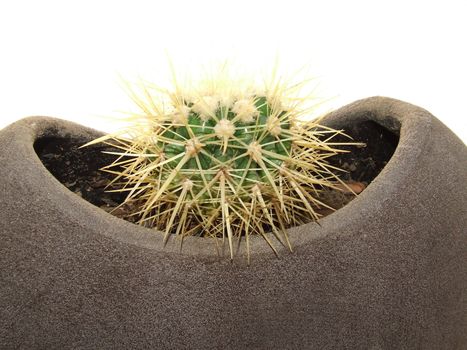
(0, 97, 466, 350)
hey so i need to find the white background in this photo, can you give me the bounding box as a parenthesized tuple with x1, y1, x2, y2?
(0, 0, 466, 142)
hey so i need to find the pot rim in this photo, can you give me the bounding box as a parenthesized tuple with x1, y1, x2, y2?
(5, 96, 434, 260)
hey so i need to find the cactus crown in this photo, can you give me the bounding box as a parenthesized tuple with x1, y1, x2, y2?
(86, 67, 351, 262)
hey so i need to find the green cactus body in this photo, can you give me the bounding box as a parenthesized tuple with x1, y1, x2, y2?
(161, 96, 289, 191)
(86, 72, 351, 261)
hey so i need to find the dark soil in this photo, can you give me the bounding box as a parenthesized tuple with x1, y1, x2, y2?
(327, 120, 399, 183)
(34, 137, 130, 217)
(35, 121, 398, 225)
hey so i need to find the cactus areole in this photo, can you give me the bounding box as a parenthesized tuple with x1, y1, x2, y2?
(86, 72, 352, 260)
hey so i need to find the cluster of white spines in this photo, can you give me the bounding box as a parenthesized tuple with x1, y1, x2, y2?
(231, 98, 259, 123)
(171, 105, 190, 125)
(213, 119, 236, 140)
(267, 115, 282, 136)
(191, 95, 219, 121)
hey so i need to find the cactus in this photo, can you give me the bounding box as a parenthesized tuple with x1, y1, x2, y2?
(86, 67, 354, 261)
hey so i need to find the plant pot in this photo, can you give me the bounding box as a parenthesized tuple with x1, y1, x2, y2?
(0, 97, 465, 349)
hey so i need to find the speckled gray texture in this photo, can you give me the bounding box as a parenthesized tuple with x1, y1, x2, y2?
(0, 97, 466, 350)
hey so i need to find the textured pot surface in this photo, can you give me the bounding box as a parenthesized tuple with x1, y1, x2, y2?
(0, 97, 466, 349)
